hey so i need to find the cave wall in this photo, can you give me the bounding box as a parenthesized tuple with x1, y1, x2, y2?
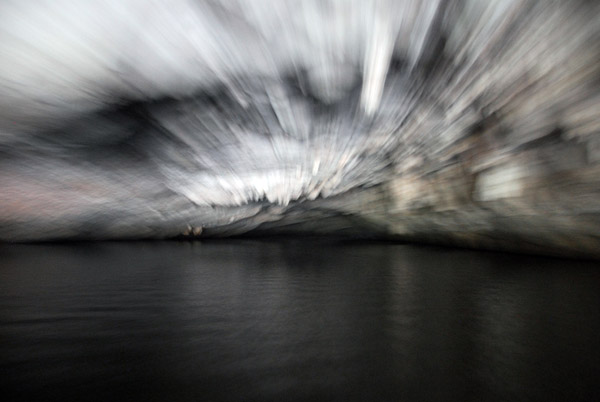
(0, 0, 599, 257)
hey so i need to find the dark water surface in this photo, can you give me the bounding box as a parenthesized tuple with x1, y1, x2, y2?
(1, 240, 599, 402)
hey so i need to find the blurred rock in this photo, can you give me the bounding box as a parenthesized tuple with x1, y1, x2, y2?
(0, 0, 599, 257)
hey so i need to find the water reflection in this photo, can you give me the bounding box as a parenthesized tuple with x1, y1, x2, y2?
(1, 240, 599, 401)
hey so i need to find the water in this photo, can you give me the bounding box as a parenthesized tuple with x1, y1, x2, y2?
(1, 240, 599, 402)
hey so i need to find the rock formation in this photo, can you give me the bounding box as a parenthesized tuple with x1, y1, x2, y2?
(0, 0, 599, 257)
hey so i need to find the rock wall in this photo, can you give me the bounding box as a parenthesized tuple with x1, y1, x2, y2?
(0, 0, 599, 257)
